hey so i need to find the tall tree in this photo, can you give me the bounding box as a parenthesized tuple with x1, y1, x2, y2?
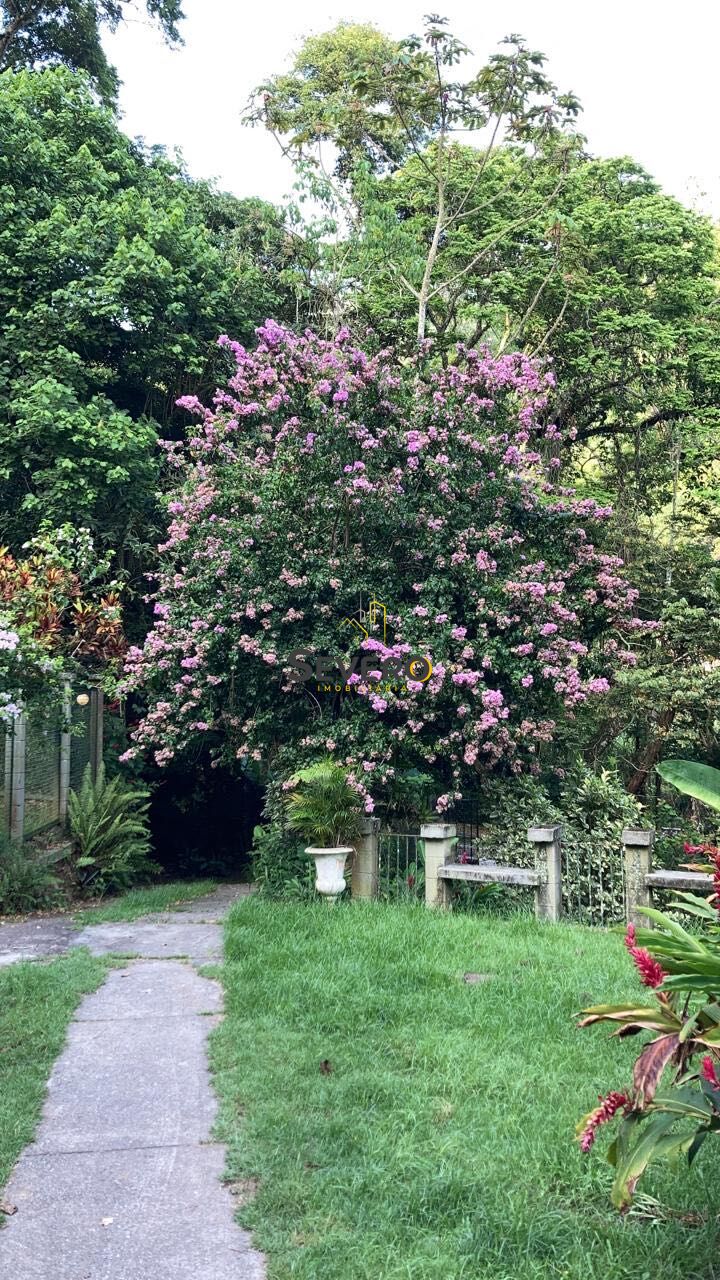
(249, 16, 581, 341)
(0, 0, 183, 104)
(0, 67, 304, 564)
(251, 16, 720, 799)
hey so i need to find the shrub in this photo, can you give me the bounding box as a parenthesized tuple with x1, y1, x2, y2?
(0, 835, 63, 915)
(454, 766, 641, 922)
(576, 759, 720, 1209)
(577, 903, 720, 1210)
(67, 764, 157, 895)
(249, 819, 314, 900)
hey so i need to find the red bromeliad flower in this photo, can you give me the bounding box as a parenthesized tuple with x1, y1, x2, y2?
(701, 1056, 720, 1087)
(578, 1091, 630, 1153)
(624, 923, 667, 988)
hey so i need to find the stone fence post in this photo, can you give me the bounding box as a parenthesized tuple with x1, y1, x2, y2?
(623, 828, 654, 925)
(422, 823, 456, 908)
(351, 817, 380, 900)
(527, 826, 563, 921)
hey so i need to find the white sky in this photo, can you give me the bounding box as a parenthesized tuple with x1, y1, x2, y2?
(105, 1, 720, 218)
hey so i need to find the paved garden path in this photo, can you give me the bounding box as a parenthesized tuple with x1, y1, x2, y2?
(0, 885, 266, 1280)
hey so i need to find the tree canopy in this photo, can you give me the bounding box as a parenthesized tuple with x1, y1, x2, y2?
(0, 0, 184, 104)
(122, 322, 642, 811)
(0, 67, 303, 562)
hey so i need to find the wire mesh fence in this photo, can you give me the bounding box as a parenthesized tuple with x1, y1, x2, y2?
(22, 705, 63, 836)
(0, 689, 98, 841)
(0, 728, 8, 837)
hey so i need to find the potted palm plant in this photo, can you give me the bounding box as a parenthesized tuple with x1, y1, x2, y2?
(286, 759, 363, 902)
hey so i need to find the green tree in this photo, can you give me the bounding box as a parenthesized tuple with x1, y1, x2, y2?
(251, 19, 720, 798)
(121, 321, 640, 810)
(0, 67, 303, 562)
(0, 0, 183, 104)
(249, 16, 581, 340)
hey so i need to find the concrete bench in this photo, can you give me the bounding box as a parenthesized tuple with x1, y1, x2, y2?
(645, 869, 713, 893)
(438, 862, 540, 887)
(424, 824, 562, 920)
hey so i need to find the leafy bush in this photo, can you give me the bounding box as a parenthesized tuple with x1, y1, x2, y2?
(577, 900, 720, 1210)
(0, 836, 63, 915)
(67, 764, 157, 895)
(249, 819, 314, 900)
(122, 323, 642, 815)
(576, 759, 720, 1209)
(454, 766, 642, 922)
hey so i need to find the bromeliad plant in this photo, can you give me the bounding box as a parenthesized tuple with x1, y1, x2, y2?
(577, 758, 720, 1210)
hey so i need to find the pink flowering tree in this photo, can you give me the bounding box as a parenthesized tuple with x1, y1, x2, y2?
(122, 320, 640, 813)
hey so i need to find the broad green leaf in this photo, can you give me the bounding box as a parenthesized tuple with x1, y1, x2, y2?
(636, 907, 709, 951)
(610, 1113, 691, 1210)
(651, 1088, 713, 1121)
(656, 760, 720, 813)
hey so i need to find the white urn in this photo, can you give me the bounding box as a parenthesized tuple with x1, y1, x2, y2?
(306, 846, 354, 903)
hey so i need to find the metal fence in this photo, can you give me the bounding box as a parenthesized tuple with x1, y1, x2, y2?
(378, 830, 424, 901)
(378, 817, 629, 926)
(1, 688, 101, 842)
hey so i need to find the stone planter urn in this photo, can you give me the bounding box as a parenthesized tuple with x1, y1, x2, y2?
(306, 846, 354, 903)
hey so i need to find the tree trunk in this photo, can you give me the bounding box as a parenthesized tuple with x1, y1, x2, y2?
(627, 708, 676, 796)
(416, 119, 446, 343)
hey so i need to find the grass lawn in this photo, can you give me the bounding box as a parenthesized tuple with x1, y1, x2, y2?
(0, 950, 108, 1195)
(73, 878, 218, 924)
(213, 900, 720, 1280)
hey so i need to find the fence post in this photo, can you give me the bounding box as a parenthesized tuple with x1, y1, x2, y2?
(58, 684, 71, 824)
(422, 822, 456, 908)
(2, 726, 12, 837)
(351, 817, 380, 900)
(528, 826, 563, 921)
(9, 712, 26, 842)
(89, 688, 104, 782)
(623, 828, 654, 925)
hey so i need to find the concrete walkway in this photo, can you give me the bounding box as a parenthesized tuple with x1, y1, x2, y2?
(0, 883, 246, 968)
(0, 886, 265, 1279)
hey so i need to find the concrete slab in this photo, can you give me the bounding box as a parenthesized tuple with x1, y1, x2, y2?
(0, 885, 251, 967)
(0, 960, 264, 1279)
(0, 1145, 265, 1280)
(30, 1020, 219, 1155)
(164, 883, 252, 921)
(73, 959, 223, 1021)
(0, 917, 77, 967)
(74, 920, 223, 962)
